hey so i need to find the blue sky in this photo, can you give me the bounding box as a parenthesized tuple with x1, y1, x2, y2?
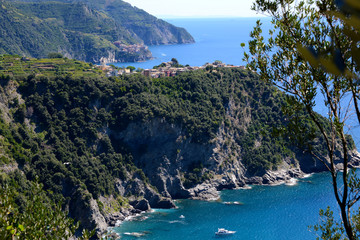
(124, 0, 260, 18)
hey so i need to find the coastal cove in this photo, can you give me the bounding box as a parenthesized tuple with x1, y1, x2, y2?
(1, 3, 360, 239)
(111, 17, 360, 239)
(114, 172, 343, 240)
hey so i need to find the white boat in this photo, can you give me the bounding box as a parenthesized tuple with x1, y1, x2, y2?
(123, 232, 145, 237)
(215, 228, 236, 235)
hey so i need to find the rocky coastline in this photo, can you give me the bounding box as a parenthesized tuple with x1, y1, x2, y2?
(99, 149, 360, 239)
(1, 66, 359, 239)
(93, 117, 360, 238)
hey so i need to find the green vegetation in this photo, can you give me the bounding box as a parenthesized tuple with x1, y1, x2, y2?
(0, 95, 93, 238)
(11, 58, 331, 194)
(1, 0, 194, 63)
(47, 53, 64, 59)
(183, 162, 212, 188)
(0, 55, 103, 78)
(126, 66, 136, 72)
(0, 0, 141, 63)
(245, 0, 360, 239)
(0, 56, 351, 236)
(0, 175, 94, 240)
(153, 58, 184, 69)
(68, 0, 195, 45)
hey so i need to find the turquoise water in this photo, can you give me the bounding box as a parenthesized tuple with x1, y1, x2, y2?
(114, 172, 339, 239)
(112, 18, 360, 239)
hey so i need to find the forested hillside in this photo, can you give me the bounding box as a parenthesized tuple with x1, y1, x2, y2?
(0, 0, 194, 63)
(0, 56, 357, 238)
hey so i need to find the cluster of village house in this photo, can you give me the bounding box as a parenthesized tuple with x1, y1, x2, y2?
(113, 42, 148, 54)
(98, 61, 245, 78)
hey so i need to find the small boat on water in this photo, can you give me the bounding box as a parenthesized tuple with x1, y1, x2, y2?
(215, 228, 236, 236)
(224, 201, 243, 205)
(123, 232, 145, 237)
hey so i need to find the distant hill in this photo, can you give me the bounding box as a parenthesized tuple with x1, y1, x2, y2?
(0, 0, 195, 63)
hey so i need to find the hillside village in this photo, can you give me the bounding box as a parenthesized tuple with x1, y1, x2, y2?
(113, 42, 149, 54)
(98, 59, 245, 78)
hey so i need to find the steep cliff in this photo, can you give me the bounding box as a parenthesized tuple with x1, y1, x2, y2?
(0, 1, 154, 63)
(96, 0, 195, 45)
(1, 0, 194, 63)
(0, 59, 358, 237)
(0, 79, 174, 238)
(114, 111, 360, 202)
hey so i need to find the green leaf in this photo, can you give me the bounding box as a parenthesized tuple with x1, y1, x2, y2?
(18, 224, 25, 231)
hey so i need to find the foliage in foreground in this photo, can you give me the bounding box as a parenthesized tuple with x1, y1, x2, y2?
(0, 173, 94, 240)
(245, 0, 360, 239)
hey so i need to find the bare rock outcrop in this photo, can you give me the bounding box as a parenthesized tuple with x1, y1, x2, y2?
(68, 189, 107, 238)
(111, 113, 360, 204)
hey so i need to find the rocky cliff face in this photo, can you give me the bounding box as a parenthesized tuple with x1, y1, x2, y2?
(122, 18, 195, 46)
(111, 104, 360, 204)
(1, 68, 359, 239)
(93, 0, 195, 45)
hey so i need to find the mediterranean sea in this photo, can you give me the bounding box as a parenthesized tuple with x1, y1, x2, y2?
(114, 172, 342, 240)
(114, 18, 265, 69)
(113, 18, 360, 239)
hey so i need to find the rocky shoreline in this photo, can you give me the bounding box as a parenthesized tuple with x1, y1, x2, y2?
(99, 150, 360, 238)
(89, 115, 360, 238)
(1, 70, 359, 239)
